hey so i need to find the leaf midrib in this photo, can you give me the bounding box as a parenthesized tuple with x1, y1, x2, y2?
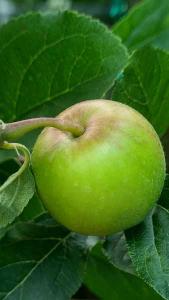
(3, 232, 72, 299)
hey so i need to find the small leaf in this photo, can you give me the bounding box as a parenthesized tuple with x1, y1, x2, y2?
(113, 0, 169, 51)
(112, 46, 169, 136)
(0, 11, 128, 122)
(0, 214, 86, 300)
(0, 169, 35, 229)
(0, 143, 35, 229)
(125, 205, 169, 300)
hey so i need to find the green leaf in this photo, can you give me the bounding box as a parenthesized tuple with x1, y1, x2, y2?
(0, 143, 35, 229)
(103, 232, 134, 275)
(125, 205, 169, 300)
(84, 246, 162, 300)
(0, 11, 128, 122)
(0, 214, 86, 300)
(112, 46, 169, 136)
(113, 0, 169, 51)
(0, 168, 35, 229)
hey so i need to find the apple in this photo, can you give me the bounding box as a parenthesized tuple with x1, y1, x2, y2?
(31, 100, 166, 236)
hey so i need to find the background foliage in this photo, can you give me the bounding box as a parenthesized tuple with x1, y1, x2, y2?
(0, 0, 169, 299)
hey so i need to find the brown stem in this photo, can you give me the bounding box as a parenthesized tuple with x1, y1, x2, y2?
(0, 117, 84, 143)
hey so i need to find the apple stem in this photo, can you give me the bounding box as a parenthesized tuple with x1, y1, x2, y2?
(0, 117, 84, 143)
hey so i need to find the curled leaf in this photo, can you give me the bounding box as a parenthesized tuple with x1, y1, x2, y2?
(0, 142, 35, 229)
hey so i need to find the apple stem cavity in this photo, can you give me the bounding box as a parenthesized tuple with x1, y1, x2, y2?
(0, 117, 84, 143)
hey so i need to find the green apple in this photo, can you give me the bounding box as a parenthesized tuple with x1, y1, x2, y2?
(31, 100, 166, 236)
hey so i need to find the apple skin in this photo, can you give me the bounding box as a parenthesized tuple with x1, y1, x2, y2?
(31, 100, 166, 236)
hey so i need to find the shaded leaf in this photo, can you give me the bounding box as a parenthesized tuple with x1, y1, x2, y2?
(162, 129, 169, 171)
(159, 174, 169, 209)
(0, 214, 86, 300)
(103, 232, 134, 275)
(0, 150, 16, 165)
(125, 205, 169, 300)
(18, 193, 45, 222)
(0, 159, 19, 185)
(113, 0, 169, 51)
(112, 46, 169, 136)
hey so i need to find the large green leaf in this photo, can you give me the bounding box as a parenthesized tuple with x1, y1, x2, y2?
(113, 0, 169, 51)
(0, 11, 128, 122)
(112, 46, 169, 136)
(0, 214, 86, 300)
(84, 246, 162, 300)
(125, 205, 169, 300)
